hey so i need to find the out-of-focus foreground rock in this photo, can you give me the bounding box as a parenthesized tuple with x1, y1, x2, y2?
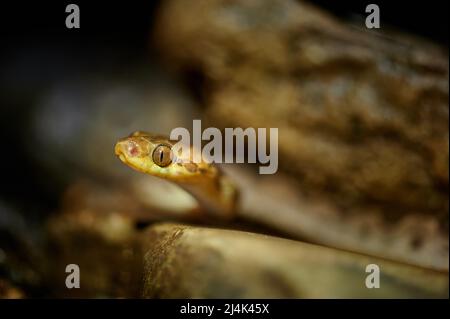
(0, 279, 25, 299)
(154, 0, 449, 270)
(43, 209, 448, 298)
(142, 223, 448, 298)
(45, 210, 143, 297)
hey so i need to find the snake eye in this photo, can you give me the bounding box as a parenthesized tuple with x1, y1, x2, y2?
(152, 144, 172, 167)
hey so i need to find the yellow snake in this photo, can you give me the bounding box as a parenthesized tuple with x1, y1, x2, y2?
(114, 131, 238, 220)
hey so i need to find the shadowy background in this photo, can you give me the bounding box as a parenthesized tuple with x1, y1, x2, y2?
(0, 0, 448, 297)
(1, 0, 448, 218)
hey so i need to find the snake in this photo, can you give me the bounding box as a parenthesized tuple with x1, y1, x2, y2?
(114, 131, 238, 220)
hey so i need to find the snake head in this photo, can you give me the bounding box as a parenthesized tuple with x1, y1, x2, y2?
(115, 131, 216, 182)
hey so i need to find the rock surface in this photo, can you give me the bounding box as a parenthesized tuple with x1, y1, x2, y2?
(154, 0, 449, 270)
(45, 209, 143, 298)
(142, 223, 449, 298)
(0, 278, 25, 298)
(43, 208, 448, 298)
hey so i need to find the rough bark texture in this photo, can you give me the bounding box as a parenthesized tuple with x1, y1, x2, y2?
(154, 0, 449, 270)
(142, 223, 448, 298)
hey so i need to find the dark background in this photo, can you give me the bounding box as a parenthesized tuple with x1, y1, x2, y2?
(0, 0, 448, 221)
(1, 1, 448, 44)
(0, 0, 448, 298)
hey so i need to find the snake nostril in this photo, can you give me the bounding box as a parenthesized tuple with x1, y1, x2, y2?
(127, 141, 140, 157)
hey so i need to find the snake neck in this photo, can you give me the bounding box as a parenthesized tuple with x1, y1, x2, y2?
(180, 174, 238, 220)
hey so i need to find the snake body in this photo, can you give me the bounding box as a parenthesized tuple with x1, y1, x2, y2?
(115, 131, 238, 219)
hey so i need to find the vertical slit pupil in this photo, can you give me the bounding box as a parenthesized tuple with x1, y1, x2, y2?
(153, 145, 171, 167)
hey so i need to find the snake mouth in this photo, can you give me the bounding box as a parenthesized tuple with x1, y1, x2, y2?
(114, 141, 124, 156)
(118, 153, 127, 163)
(114, 140, 129, 163)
